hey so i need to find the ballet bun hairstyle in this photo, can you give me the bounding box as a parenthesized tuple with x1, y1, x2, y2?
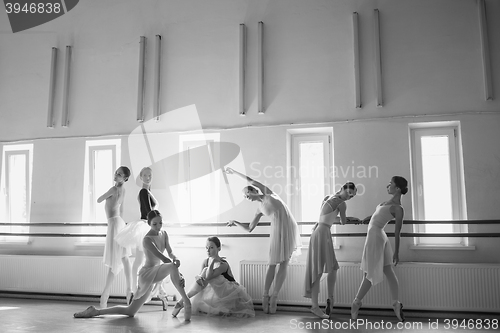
(342, 182, 357, 191)
(147, 209, 162, 225)
(207, 236, 221, 249)
(242, 185, 259, 194)
(119, 166, 131, 181)
(393, 176, 408, 195)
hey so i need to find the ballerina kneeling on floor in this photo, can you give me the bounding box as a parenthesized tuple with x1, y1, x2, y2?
(74, 210, 192, 321)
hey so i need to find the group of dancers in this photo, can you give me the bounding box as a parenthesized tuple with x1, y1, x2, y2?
(73, 164, 408, 323)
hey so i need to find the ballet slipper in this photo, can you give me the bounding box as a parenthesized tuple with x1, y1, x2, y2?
(310, 306, 329, 319)
(393, 301, 405, 322)
(269, 295, 278, 314)
(171, 301, 184, 317)
(74, 306, 99, 318)
(351, 299, 362, 320)
(159, 295, 168, 311)
(262, 295, 270, 314)
(100, 293, 108, 309)
(324, 298, 334, 317)
(183, 303, 192, 322)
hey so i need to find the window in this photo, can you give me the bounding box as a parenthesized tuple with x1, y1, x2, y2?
(173, 133, 221, 225)
(81, 139, 121, 243)
(409, 123, 467, 246)
(0, 144, 34, 243)
(289, 129, 333, 236)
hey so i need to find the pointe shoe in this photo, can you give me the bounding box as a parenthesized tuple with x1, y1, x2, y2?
(100, 293, 108, 309)
(310, 306, 329, 319)
(269, 295, 278, 314)
(172, 301, 184, 317)
(351, 299, 362, 320)
(184, 304, 192, 322)
(393, 301, 405, 322)
(324, 298, 334, 317)
(262, 295, 270, 314)
(160, 295, 168, 312)
(74, 305, 99, 318)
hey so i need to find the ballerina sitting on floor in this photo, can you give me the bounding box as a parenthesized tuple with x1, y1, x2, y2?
(172, 236, 255, 318)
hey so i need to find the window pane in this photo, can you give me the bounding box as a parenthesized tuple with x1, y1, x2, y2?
(299, 142, 325, 222)
(8, 154, 27, 223)
(93, 149, 113, 222)
(421, 136, 453, 233)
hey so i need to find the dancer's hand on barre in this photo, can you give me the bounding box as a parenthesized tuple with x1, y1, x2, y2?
(362, 216, 372, 224)
(227, 220, 237, 227)
(224, 167, 234, 174)
(346, 217, 361, 224)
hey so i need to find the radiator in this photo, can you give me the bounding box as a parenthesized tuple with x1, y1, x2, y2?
(0, 255, 128, 296)
(240, 261, 500, 313)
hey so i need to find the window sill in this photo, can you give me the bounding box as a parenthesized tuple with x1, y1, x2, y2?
(410, 244, 476, 251)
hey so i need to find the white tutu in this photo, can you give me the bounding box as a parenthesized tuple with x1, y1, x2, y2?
(115, 219, 150, 250)
(192, 275, 255, 318)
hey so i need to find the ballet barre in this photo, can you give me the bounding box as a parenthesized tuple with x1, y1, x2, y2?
(0, 219, 499, 238)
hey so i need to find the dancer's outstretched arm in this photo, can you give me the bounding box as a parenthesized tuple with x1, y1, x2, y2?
(225, 167, 273, 195)
(227, 210, 263, 232)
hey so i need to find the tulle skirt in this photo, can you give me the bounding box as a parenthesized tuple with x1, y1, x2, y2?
(115, 219, 151, 251)
(192, 275, 255, 318)
(103, 216, 131, 274)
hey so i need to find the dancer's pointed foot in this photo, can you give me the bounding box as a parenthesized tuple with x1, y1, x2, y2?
(100, 293, 109, 309)
(351, 299, 362, 320)
(160, 296, 168, 311)
(262, 295, 270, 314)
(172, 301, 184, 317)
(269, 295, 278, 314)
(393, 301, 405, 322)
(74, 306, 99, 318)
(310, 306, 329, 319)
(325, 298, 334, 318)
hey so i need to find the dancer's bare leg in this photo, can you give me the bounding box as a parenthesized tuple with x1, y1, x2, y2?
(121, 256, 132, 301)
(131, 250, 144, 293)
(100, 268, 115, 308)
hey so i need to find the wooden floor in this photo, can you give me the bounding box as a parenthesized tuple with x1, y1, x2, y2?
(1, 296, 499, 333)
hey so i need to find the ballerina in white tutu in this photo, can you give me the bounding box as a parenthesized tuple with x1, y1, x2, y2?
(171, 236, 255, 318)
(115, 167, 164, 306)
(74, 210, 192, 321)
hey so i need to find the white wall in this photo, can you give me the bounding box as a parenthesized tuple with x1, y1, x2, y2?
(1, 0, 500, 281)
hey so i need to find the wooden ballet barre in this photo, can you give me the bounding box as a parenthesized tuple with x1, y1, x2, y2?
(1, 219, 499, 227)
(1, 232, 499, 238)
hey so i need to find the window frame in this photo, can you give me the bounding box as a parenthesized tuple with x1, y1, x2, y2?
(409, 122, 468, 247)
(0, 143, 34, 244)
(288, 128, 334, 243)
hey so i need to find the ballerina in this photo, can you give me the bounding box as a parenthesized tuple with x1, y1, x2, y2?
(225, 167, 301, 314)
(172, 236, 255, 318)
(351, 176, 408, 322)
(74, 210, 192, 321)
